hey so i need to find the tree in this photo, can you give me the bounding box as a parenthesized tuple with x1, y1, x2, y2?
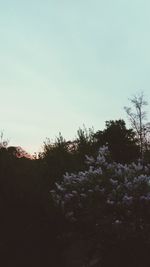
(94, 120, 139, 162)
(124, 92, 150, 159)
(75, 126, 96, 160)
(40, 133, 75, 183)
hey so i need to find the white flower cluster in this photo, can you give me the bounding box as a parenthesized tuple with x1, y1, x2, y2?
(50, 146, 150, 223)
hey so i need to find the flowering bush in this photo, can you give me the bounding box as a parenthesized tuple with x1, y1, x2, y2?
(50, 146, 150, 266)
(51, 146, 150, 226)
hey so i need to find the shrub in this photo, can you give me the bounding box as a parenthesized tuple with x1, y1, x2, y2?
(50, 146, 150, 266)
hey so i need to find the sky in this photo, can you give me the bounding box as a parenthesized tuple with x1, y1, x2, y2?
(0, 0, 150, 154)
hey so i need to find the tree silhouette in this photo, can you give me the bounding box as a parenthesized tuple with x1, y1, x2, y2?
(124, 92, 150, 159)
(94, 119, 139, 162)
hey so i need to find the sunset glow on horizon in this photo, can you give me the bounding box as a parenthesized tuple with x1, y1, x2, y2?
(1, 0, 150, 154)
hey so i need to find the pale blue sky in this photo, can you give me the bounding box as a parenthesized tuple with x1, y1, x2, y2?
(0, 0, 150, 153)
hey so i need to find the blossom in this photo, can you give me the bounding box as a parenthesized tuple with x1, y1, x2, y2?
(122, 195, 133, 205)
(50, 146, 150, 224)
(114, 220, 122, 224)
(110, 178, 118, 187)
(107, 199, 115, 205)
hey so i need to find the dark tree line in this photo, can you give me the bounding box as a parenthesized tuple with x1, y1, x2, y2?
(39, 119, 141, 185)
(0, 114, 150, 266)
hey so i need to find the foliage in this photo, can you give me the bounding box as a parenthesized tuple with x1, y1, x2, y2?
(39, 128, 97, 185)
(51, 146, 150, 266)
(51, 146, 150, 222)
(94, 120, 139, 162)
(1, 119, 150, 266)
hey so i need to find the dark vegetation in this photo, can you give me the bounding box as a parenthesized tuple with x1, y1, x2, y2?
(1, 93, 150, 266)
